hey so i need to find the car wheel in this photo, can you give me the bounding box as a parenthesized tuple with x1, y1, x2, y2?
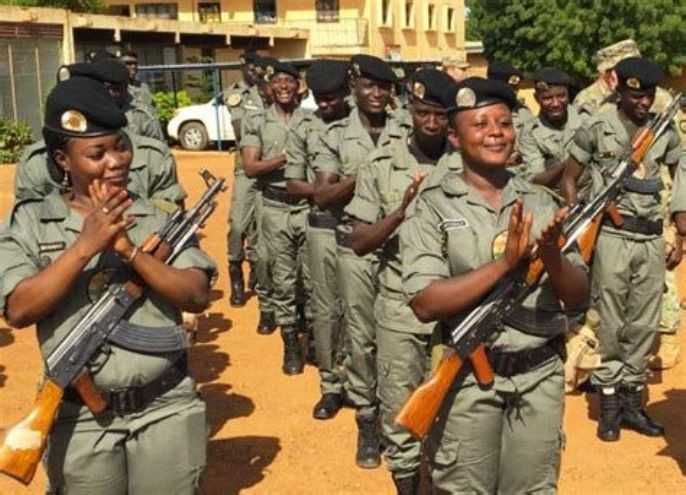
(179, 122, 209, 150)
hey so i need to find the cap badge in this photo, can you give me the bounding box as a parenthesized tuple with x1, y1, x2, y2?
(265, 65, 275, 77)
(456, 87, 477, 108)
(508, 75, 521, 86)
(626, 77, 641, 90)
(57, 66, 71, 82)
(227, 93, 242, 106)
(61, 110, 87, 133)
(535, 81, 549, 91)
(352, 62, 361, 77)
(413, 81, 426, 100)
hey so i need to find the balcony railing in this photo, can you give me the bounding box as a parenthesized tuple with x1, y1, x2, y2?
(282, 17, 368, 49)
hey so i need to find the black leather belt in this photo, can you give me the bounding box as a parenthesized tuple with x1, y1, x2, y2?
(262, 185, 302, 206)
(623, 176, 663, 194)
(65, 356, 187, 416)
(335, 227, 353, 248)
(308, 212, 338, 230)
(486, 336, 565, 378)
(603, 215, 663, 236)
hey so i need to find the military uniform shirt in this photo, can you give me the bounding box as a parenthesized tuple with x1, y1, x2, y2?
(240, 104, 311, 195)
(128, 81, 154, 110)
(0, 192, 217, 390)
(14, 132, 187, 205)
(568, 105, 686, 237)
(345, 131, 442, 334)
(518, 105, 585, 181)
(402, 169, 586, 353)
(125, 104, 165, 142)
(227, 82, 263, 173)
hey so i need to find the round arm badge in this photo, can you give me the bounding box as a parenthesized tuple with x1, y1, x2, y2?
(227, 93, 242, 107)
(491, 230, 509, 260)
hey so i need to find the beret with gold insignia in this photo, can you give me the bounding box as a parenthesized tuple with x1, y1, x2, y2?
(86, 49, 117, 63)
(43, 76, 126, 138)
(239, 50, 259, 65)
(350, 54, 397, 84)
(615, 57, 664, 91)
(61, 60, 129, 85)
(533, 67, 573, 91)
(265, 61, 299, 80)
(409, 69, 457, 108)
(306, 60, 349, 96)
(487, 61, 524, 87)
(442, 77, 517, 113)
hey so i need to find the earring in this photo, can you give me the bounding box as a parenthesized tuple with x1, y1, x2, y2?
(61, 171, 71, 190)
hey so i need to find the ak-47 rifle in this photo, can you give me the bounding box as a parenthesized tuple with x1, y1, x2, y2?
(0, 169, 225, 485)
(395, 94, 683, 440)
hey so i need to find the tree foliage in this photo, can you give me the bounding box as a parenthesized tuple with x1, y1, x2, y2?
(0, 0, 104, 13)
(466, 0, 686, 80)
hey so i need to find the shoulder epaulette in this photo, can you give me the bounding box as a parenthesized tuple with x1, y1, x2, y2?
(8, 197, 43, 225)
(131, 134, 170, 153)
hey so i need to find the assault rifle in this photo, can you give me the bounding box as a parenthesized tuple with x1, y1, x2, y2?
(396, 94, 683, 439)
(0, 169, 225, 484)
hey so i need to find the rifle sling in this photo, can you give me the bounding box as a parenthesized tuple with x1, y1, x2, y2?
(107, 321, 189, 354)
(622, 176, 663, 194)
(486, 336, 566, 378)
(602, 215, 663, 236)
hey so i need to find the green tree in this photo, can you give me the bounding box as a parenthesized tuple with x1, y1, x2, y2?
(0, 0, 104, 13)
(467, 0, 686, 79)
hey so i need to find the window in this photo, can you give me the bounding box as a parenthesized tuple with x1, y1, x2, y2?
(404, 1, 415, 29)
(198, 2, 221, 23)
(427, 4, 436, 30)
(445, 7, 455, 32)
(380, 0, 393, 27)
(254, 0, 277, 24)
(316, 0, 339, 23)
(106, 5, 131, 16)
(135, 3, 178, 20)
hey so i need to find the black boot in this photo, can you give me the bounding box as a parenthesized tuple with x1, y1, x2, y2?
(312, 393, 343, 420)
(257, 311, 276, 335)
(597, 386, 621, 442)
(355, 414, 381, 469)
(620, 383, 664, 437)
(248, 261, 256, 291)
(281, 328, 304, 375)
(228, 262, 245, 307)
(392, 472, 420, 495)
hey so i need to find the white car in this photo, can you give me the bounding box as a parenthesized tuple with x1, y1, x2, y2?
(167, 93, 235, 150)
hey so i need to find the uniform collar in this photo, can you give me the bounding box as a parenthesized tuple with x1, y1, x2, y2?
(440, 170, 534, 208)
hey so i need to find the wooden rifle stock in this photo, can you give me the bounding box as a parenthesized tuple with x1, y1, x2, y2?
(0, 380, 64, 484)
(395, 344, 491, 439)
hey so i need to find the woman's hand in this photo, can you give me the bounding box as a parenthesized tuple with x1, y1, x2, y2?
(503, 199, 533, 270)
(75, 180, 133, 258)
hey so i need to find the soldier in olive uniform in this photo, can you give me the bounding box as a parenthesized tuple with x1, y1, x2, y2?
(285, 60, 352, 418)
(311, 54, 410, 469)
(346, 69, 456, 494)
(119, 50, 155, 112)
(225, 51, 264, 307)
(242, 61, 311, 374)
(518, 68, 585, 189)
(402, 77, 589, 493)
(15, 64, 186, 206)
(561, 57, 686, 441)
(0, 76, 215, 494)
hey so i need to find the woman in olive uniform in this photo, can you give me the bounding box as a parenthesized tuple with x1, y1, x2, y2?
(0, 77, 215, 494)
(401, 78, 589, 493)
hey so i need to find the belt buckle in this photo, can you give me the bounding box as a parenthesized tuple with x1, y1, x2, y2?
(109, 386, 141, 416)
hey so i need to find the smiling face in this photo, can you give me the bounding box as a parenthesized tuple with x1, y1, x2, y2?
(619, 86, 655, 125)
(353, 76, 393, 115)
(269, 72, 299, 107)
(449, 103, 515, 168)
(54, 132, 133, 195)
(535, 85, 569, 124)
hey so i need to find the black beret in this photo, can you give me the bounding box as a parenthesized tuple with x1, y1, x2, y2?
(239, 51, 259, 65)
(615, 57, 664, 91)
(533, 67, 573, 90)
(266, 61, 299, 80)
(44, 76, 126, 138)
(87, 49, 118, 63)
(442, 77, 517, 113)
(487, 61, 524, 86)
(409, 69, 457, 108)
(350, 54, 397, 84)
(58, 60, 128, 85)
(306, 60, 349, 95)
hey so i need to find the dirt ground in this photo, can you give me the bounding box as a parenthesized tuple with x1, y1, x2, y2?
(0, 151, 685, 494)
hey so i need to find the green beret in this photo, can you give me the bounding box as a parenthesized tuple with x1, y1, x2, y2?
(350, 54, 397, 84)
(443, 77, 517, 113)
(44, 76, 126, 138)
(615, 57, 664, 91)
(306, 60, 349, 95)
(409, 69, 457, 108)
